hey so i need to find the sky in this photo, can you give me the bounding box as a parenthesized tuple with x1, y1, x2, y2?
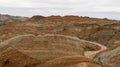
(0, 0, 120, 20)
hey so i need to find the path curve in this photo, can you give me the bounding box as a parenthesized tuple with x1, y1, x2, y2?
(84, 43, 107, 59)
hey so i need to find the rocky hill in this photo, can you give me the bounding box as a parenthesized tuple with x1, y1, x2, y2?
(0, 15, 120, 67)
(94, 44, 120, 67)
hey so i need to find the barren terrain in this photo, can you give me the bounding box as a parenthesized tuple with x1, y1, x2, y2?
(0, 15, 120, 67)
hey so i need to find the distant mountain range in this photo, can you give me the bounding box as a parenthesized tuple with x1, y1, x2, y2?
(0, 14, 28, 22)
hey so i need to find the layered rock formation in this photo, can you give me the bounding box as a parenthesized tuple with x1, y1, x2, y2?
(0, 15, 120, 67)
(0, 34, 102, 67)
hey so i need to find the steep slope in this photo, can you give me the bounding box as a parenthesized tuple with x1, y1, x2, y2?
(94, 45, 120, 67)
(0, 47, 39, 67)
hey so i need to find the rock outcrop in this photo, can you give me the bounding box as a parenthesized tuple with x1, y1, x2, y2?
(0, 34, 101, 67)
(94, 45, 120, 67)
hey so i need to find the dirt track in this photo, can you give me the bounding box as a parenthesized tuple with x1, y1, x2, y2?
(84, 42, 107, 59)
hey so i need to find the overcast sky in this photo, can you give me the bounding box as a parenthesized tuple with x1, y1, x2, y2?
(0, 0, 120, 20)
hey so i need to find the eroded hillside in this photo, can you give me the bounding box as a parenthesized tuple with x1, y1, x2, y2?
(0, 15, 120, 47)
(0, 15, 120, 67)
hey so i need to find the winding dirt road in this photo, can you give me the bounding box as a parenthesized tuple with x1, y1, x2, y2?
(84, 42, 107, 59)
